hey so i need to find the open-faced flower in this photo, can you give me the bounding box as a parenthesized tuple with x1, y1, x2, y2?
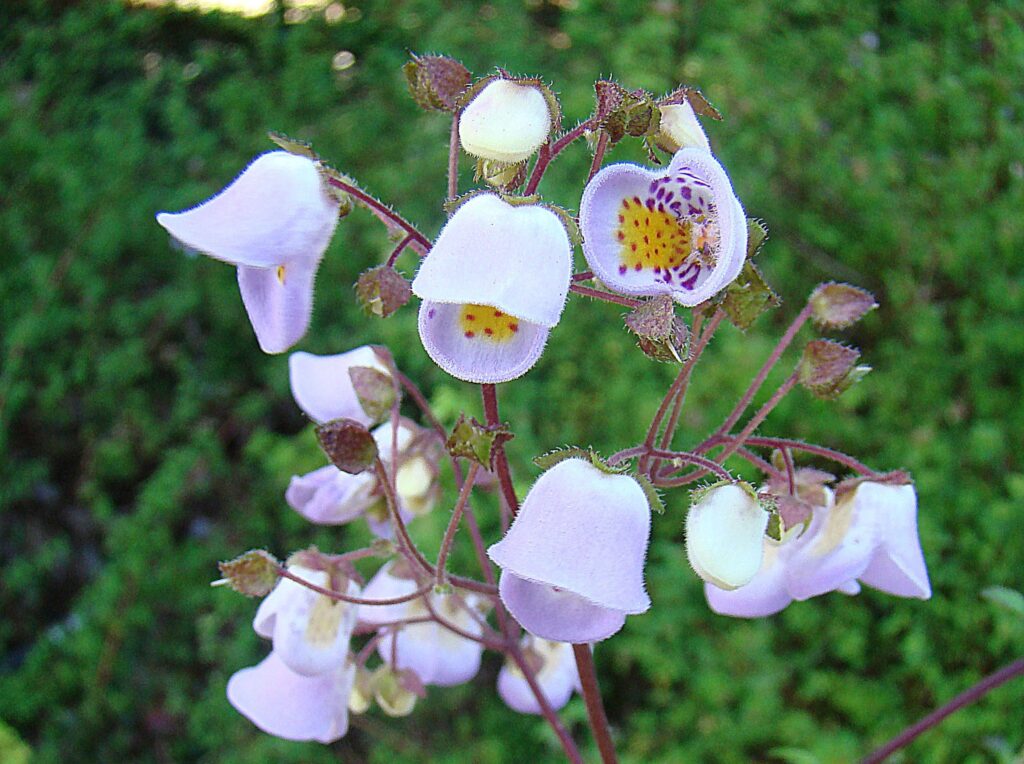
(358, 560, 486, 687)
(685, 483, 769, 590)
(253, 564, 360, 677)
(289, 346, 391, 427)
(497, 636, 580, 715)
(227, 650, 355, 743)
(413, 194, 572, 383)
(579, 148, 746, 306)
(488, 458, 651, 643)
(157, 151, 340, 353)
(706, 482, 930, 618)
(286, 418, 438, 536)
(459, 79, 553, 163)
(654, 100, 711, 154)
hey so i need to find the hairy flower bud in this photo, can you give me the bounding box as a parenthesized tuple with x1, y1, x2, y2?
(686, 483, 769, 590)
(459, 79, 554, 163)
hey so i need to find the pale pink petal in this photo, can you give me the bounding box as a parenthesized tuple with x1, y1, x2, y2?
(237, 258, 317, 354)
(379, 616, 484, 687)
(488, 458, 651, 613)
(704, 542, 793, 618)
(579, 149, 746, 306)
(499, 572, 626, 643)
(418, 301, 550, 384)
(227, 651, 353, 743)
(289, 346, 389, 425)
(156, 151, 339, 269)
(855, 483, 931, 599)
(497, 638, 579, 715)
(837, 579, 862, 595)
(412, 194, 572, 328)
(285, 466, 376, 525)
(357, 562, 421, 626)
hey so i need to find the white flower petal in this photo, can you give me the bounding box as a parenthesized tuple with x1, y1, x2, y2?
(289, 346, 390, 426)
(686, 484, 768, 590)
(459, 80, 551, 163)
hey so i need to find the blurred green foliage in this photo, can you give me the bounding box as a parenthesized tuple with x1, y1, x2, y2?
(1, 0, 1023, 761)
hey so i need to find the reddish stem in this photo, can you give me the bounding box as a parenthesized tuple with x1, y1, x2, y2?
(573, 644, 619, 764)
(587, 130, 610, 181)
(569, 283, 641, 307)
(277, 568, 433, 606)
(325, 176, 431, 253)
(435, 463, 480, 586)
(524, 118, 598, 195)
(480, 383, 520, 516)
(448, 115, 460, 200)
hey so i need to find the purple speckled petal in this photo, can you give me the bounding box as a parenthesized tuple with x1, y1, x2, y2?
(418, 300, 550, 384)
(236, 258, 317, 354)
(285, 465, 376, 525)
(499, 571, 626, 643)
(488, 458, 651, 613)
(855, 483, 931, 599)
(411, 194, 572, 328)
(227, 651, 354, 743)
(497, 637, 579, 715)
(156, 151, 339, 269)
(289, 346, 389, 425)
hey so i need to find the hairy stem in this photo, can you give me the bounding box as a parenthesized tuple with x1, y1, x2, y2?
(573, 644, 619, 764)
(525, 118, 598, 195)
(325, 176, 431, 253)
(481, 383, 520, 516)
(569, 283, 641, 307)
(448, 115, 460, 200)
(435, 463, 480, 586)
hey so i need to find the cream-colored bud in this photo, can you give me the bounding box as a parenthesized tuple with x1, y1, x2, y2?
(459, 80, 552, 163)
(686, 483, 768, 590)
(655, 101, 711, 153)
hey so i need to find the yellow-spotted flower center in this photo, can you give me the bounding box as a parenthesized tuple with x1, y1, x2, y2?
(458, 303, 520, 343)
(614, 173, 719, 289)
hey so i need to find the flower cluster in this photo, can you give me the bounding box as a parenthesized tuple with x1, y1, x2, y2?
(162, 53, 932, 758)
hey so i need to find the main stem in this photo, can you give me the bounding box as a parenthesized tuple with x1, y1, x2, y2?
(480, 383, 520, 516)
(573, 644, 619, 764)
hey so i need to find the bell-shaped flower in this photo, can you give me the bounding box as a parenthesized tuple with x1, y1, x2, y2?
(459, 79, 553, 163)
(253, 564, 360, 677)
(413, 194, 573, 383)
(579, 148, 746, 306)
(227, 650, 355, 743)
(289, 346, 391, 427)
(654, 100, 711, 154)
(497, 636, 581, 715)
(488, 458, 652, 643)
(157, 151, 340, 353)
(685, 483, 769, 590)
(358, 561, 486, 686)
(706, 482, 931, 618)
(286, 418, 438, 536)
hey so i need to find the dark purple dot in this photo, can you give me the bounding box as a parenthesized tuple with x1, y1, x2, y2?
(619, 265, 627, 274)
(681, 186, 692, 200)
(688, 205, 700, 215)
(428, 309, 436, 319)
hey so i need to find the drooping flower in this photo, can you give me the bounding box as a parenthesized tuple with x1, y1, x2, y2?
(685, 483, 769, 590)
(488, 458, 651, 643)
(289, 346, 391, 428)
(286, 418, 439, 537)
(497, 636, 581, 715)
(157, 151, 340, 353)
(413, 194, 573, 383)
(227, 650, 356, 743)
(358, 560, 486, 686)
(579, 148, 747, 306)
(459, 79, 553, 163)
(706, 481, 931, 617)
(654, 100, 711, 154)
(253, 564, 360, 676)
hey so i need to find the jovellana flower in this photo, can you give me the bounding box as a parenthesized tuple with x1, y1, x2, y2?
(459, 79, 553, 163)
(706, 482, 931, 618)
(654, 100, 711, 154)
(359, 560, 486, 686)
(413, 194, 572, 383)
(497, 636, 581, 715)
(686, 483, 769, 590)
(289, 346, 391, 427)
(579, 148, 746, 306)
(488, 458, 652, 643)
(157, 151, 340, 353)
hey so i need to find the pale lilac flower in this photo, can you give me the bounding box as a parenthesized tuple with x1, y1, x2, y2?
(157, 151, 340, 353)
(413, 194, 573, 383)
(253, 565, 360, 676)
(289, 346, 391, 427)
(488, 458, 651, 643)
(459, 79, 553, 163)
(227, 650, 355, 743)
(285, 419, 438, 536)
(497, 636, 581, 715)
(706, 482, 931, 617)
(358, 561, 486, 686)
(579, 148, 746, 306)
(685, 483, 769, 590)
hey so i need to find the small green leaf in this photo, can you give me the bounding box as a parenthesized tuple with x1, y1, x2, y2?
(446, 414, 514, 470)
(721, 260, 781, 331)
(355, 266, 412, 318)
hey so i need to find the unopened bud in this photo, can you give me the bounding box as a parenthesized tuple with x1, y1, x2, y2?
(403, 53, 471, 112)
(316, 418, 379, 474)
(214, 550, 280, 597)
(459, 78, 555, 163)
(685, 483, 768, 590)
(355, 265, 412, 318)
(653, 100, 710, 153)
(809, 282, 878, 330)
(798, 340, 865, 399)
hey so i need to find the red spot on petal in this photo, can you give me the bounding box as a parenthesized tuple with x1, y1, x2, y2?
(634, 263, 643, 271)
(632, 196, 641, 205)
(494, 310, 503, 317)
(509, 323, 519, 332)
(631, 243, 637, 251)
(465, 313, 475, 321)
(484, 328, 493, 335)
(464, 331, 475, 338)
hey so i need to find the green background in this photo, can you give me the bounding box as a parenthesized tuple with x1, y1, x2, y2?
(1, 0, 1022, 761)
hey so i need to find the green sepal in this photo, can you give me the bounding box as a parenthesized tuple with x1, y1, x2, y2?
(446, 413, 514, 470)
(797, 340, 865, 399)
(746, 218, 769, 258)
(316, 418, 379, 474)
(721, 260, 781, 331)
(267, 130, 318, 160)
(532, 446, 629, 475)
(634, 473, 666, 515)
(355, 265, 413, 318)
(624, 295, 690, 363)
(349, 365, 396, 423)
(403, 53, 472, 112)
